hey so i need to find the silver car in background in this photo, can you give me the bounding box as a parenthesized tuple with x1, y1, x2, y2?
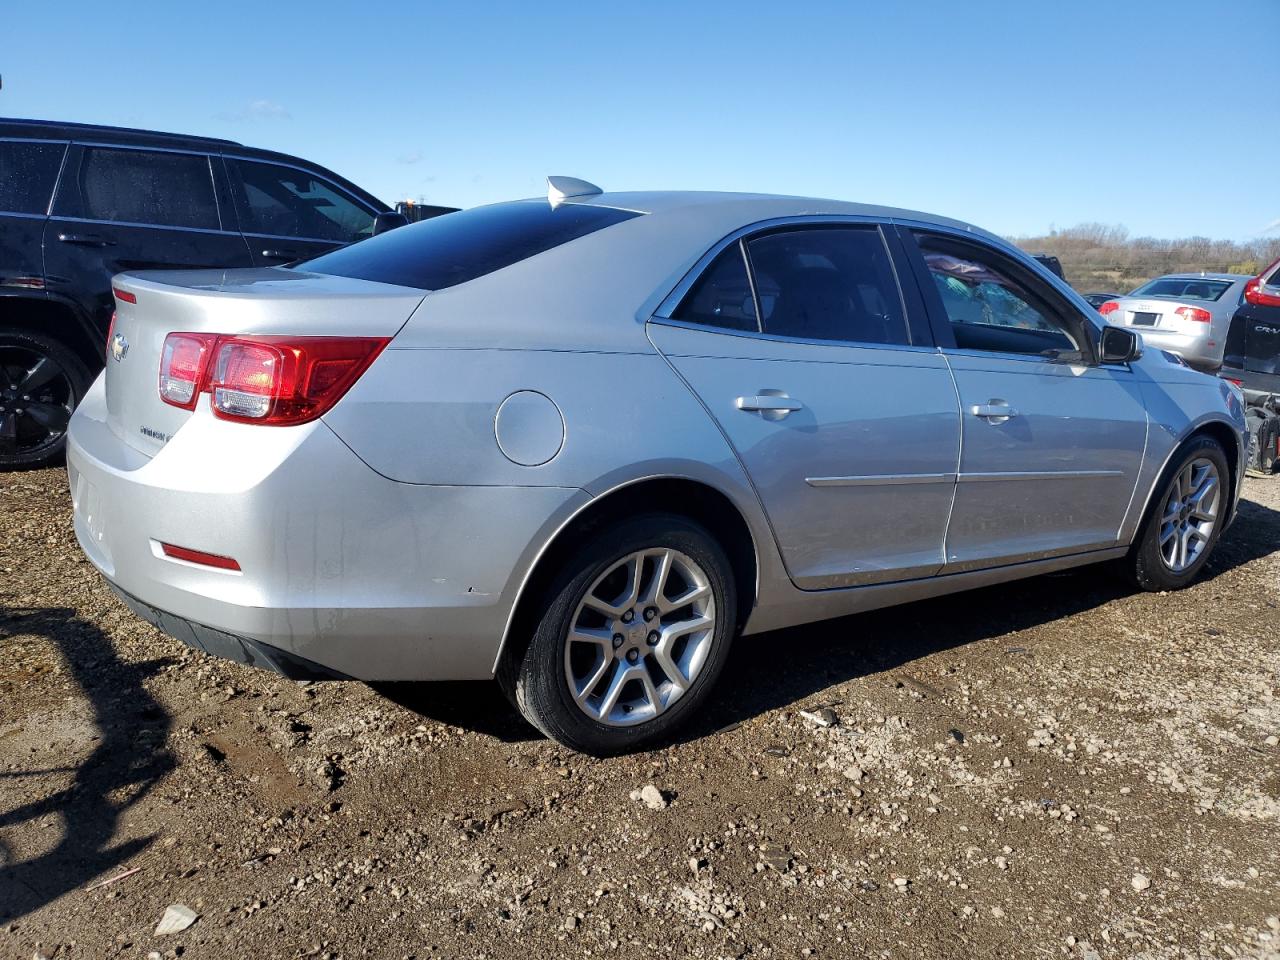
(67, 180, 1248, 755)
(1099, 273, 1251, 371)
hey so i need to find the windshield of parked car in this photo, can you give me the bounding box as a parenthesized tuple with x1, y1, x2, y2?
(1129, 278, 1234, 301)
(298, 200, 641, 290)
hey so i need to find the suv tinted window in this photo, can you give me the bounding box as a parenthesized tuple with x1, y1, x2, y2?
(673, 243, 759, 332)
(745, 227, 908, 345)
(0, 140, 66, 215)
(300, 200, 642, 290)
(56, 147, 220, 230)
(233, 159, 374, 242)
(916, 234, 1081, 357)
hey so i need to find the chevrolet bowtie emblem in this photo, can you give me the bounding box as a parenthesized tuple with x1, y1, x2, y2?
(110, 333, 129, 362)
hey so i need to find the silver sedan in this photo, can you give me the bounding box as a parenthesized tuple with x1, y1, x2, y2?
(1099, 273, 1251, 371)
(67, 180, 1248, 754)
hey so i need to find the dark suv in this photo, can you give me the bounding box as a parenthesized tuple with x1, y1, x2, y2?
(0, 118, 415, 468)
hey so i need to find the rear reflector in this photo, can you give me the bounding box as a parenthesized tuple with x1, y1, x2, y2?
(1174, 306, 1212, 323)
(157, 333, 388, 425)
(1098, 301, 1119, 316)
(113, 287, 137, 304)
(106, 311, 116, 363)
(160, 542, 241, 571)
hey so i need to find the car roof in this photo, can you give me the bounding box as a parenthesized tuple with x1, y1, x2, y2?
(567, 189, 993, 236)
(0, 117, 389, 213)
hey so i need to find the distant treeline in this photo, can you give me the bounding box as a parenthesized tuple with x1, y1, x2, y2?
(1011, 223, 1280, 295)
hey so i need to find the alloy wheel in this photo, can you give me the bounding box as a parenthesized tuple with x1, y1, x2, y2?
(0, 345, 76, 460)
(563, 548, 716, 727)
(1158, 456, 1220, 573)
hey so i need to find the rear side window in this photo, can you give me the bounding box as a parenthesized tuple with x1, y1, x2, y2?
(57, 147, 220, 230)
(0, 140, 66, 215)
(673, 243, 759, 332)
(299, 200, 641, 290)
(232, 159, 375, 243)
(746, 227, 909, 345)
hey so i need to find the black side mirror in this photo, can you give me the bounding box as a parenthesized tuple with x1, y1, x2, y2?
(1100, 325, 1142, 364)
(372, 211, 409, 235)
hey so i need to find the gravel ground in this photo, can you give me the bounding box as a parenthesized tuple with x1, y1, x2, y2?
(2, 466, 1278, 960)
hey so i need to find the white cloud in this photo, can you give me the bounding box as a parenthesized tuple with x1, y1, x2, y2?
(397, 150, 424, 165)
(1258, 217, 1280, 236)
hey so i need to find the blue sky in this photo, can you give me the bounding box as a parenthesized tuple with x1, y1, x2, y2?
(5, 0, 1277, 240)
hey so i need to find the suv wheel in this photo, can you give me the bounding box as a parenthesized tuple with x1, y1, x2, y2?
(1127, 435, 1229, 591)
(503, 514, 737, 756)
(0, 330, 91, 470)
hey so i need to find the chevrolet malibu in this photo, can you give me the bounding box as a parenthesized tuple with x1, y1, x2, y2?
(67, 180, 1248, 755)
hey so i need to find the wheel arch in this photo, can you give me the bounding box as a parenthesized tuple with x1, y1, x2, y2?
(493, 475, 761, 676)
(0, 292, 105, 373)
(1131, 417, 1243, 542)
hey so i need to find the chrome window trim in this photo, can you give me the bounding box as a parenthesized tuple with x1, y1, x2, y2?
(940, 345, 1135, 373)
(649, 316, 943, 358)
(70, 139, 214, 157)
(46, 214, 241, 238)
(240, 230, 354, 246)
(0, 138, 70, 218)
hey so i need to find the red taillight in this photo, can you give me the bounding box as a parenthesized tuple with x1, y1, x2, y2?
(106, 311, 116, 363)
(1224, 377, 1243, 387)
(1175, 306, 1212, 323)
(113, 287, 137, 304)
(159, 333, 217, 409)
(1244, 276, 1280, 308)
(157, 333, 388, 425)
(160, 542, 241, 571)
(1098, 301, 1120, 316)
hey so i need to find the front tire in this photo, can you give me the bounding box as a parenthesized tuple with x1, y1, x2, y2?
(503, 514, 737, 756)
(1128, 435, 1229, 591)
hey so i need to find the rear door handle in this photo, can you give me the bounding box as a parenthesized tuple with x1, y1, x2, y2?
(260, 249, 300, 261)
(970, 400, 1017, 422)
(736, 391, 803, 420)
(57, 233, 115, 247)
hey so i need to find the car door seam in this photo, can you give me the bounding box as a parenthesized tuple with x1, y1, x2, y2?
(939, 351, 964, 566)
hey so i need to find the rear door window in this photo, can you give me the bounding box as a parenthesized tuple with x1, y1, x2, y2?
(672, 243, 759, 332)
(0, 140, 67, 215)
(231, 159, 375, 243)
(55, 146, 220, 230)
(745, 226, 909, 345)
(300, 200, 642, 290)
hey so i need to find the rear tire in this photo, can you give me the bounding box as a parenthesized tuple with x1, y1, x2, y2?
(0, 329, 91, 470)
(1127, 435, 1229, 591)
(500, 513, 737, 756)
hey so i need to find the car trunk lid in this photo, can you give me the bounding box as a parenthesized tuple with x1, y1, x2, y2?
(106, 267, 426, 458)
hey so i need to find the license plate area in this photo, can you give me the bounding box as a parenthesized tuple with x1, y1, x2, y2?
(1132, 312, 1159, 326)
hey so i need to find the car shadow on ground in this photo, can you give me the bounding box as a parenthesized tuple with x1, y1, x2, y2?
(383, 493, 1280, 747)
(0, 606, 176, 924)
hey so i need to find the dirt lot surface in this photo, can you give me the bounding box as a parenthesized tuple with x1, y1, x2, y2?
(2, 467, 1279, 960)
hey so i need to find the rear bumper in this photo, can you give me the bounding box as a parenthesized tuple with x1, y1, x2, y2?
(67, 375, 589, 681)
(1135, 329, 1220, 370)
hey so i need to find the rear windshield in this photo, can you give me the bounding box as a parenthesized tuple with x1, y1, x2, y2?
(1129, 277, 1233, 301)
(298, 200, 642, 290)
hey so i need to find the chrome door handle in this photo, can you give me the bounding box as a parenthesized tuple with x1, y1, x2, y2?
(736, 391, 803, 420)
(57, 233, 115, 247)
(970, 400, 1017, 422)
